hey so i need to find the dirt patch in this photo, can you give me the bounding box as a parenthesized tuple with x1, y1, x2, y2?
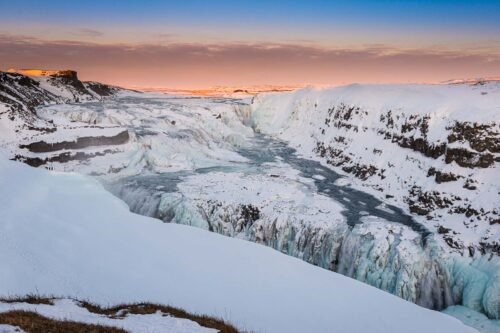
(0, 296, 53, 306)
(0, 311, 127, 333)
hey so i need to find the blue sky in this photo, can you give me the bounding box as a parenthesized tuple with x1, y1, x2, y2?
(2, 0, 499, 45)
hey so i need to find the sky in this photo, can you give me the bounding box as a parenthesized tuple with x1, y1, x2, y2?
(1, 0, 499, 88)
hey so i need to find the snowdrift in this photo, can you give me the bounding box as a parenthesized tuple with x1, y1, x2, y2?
(0, 158, 478, 333)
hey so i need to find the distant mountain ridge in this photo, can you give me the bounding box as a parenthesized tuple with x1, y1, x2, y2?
(0, 69, 122, 120)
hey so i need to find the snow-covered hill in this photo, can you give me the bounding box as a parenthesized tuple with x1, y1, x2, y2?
(0, 158, 479, 333)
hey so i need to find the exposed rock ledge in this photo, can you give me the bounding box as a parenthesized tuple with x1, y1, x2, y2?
(19, 131, 130, 153)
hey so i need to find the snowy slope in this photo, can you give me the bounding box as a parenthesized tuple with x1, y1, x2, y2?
(0, 158, 478, 333)
(250, 83, 500, 254)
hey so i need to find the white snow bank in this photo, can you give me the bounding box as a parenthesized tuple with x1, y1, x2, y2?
(444, 306, 500, 333)
(0, 158, 477, 333)
(252, 83, 500, 131)
(0, 325, 24, 333)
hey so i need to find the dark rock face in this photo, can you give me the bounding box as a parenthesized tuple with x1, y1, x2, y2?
(314, 142, 351, 167)
(388, 114, 449, 159)
(47, 74, 94, 101)
(240, 204, 261, 228)
(1, 69, 130, 168)
(407, 186, 453, 216)
(377, 114, 498, 169)
(445, 148, 495, 168)
(393, 136, 447, 159)
(19, 131, 130, 153)
(437, 225, 452, 234)
(448, 121, 500, 153)
(444, 121, 498, 168)
(309, 102, 499, 254)
(0, 72, 59, 116)
(84, 82, 119, 97)
(1, 71, 130, 172)
(0, 70, 122, 132)
(463, 178, 478, 190)
(50, 70, 78, 80)
(342, 164, 378, 180)
(427, 167, 461, 183)
(12, 149, 116, 167)
(323, 103, 367, 132)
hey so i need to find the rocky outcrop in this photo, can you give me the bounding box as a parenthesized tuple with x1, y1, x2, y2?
(84, 82, 119, 97)
(49, 75, 94, 101)
(394, 135, 447, 159)
(445, 148, 495, 168)
(0, 70, 122, 131)
(447, 121, 499, 153)
(0, 70, 128, 170)
(427, 168, 461, 183)
(0, 70, 121, 112)
(12, 149, 116, 167)
(0, 72, 59, 117)
(19, 131, 130, 153)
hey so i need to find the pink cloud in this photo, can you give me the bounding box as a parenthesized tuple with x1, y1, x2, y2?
(1, 34, 498, 88)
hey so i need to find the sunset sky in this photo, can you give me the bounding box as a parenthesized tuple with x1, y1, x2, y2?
(1, 0, 499, 88)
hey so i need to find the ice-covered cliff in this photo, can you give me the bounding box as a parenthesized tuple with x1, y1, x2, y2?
(112, 156, 499, 323)
(250, 83, 499, 256)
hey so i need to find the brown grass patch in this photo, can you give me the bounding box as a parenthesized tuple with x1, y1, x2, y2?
(0, 295, 54, 305)
(79, 301, 241, 333)
(0, 310, 127, 333)
(0, 296, 244, 333)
